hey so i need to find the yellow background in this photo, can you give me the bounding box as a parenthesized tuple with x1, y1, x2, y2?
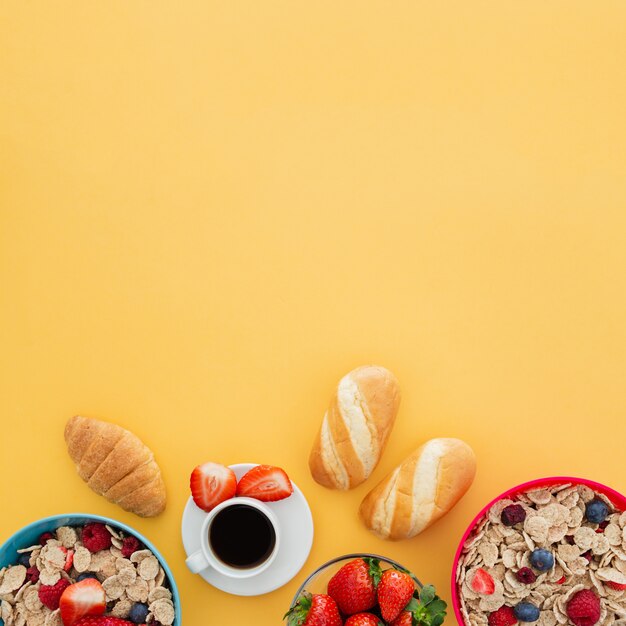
(1, 2, 626, 624)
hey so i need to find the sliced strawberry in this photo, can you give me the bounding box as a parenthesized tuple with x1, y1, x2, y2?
(59, 578, 106, 626)
(190, 462, 237, 512)
(606, 581, 626, 591)
(471, 568, 495, 595)
(61, 547, 74, 572)
(75, 615, 134, 626)
(236, 465, 293, 502)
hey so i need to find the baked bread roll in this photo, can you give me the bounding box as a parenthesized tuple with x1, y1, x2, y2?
(65, 415, 166, 517)
(309, 365, 401, 490)
(359, 438, 476, 540)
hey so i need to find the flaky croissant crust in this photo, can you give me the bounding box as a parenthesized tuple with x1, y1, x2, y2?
(65, 415, 166, 517)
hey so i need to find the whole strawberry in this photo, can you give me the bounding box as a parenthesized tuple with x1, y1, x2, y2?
(285, 593, 342, 626)
(327, 558, 381, 615)
(566, 589, 601, 626)
(345, 613, 384, 626)
(377, 569, 415, 623)
(390, 611, 413, 626)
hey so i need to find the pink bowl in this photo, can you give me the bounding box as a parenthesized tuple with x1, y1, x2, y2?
(451, 476, 626, 625)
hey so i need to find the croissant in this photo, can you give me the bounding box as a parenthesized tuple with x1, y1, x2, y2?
(65, 415, 167, 517)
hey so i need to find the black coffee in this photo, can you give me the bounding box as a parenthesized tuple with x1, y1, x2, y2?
(209, 504, 276, 569)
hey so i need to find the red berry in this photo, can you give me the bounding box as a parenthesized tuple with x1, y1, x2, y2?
(345, 613, 383, 626)
(501, 504, 526, 526)
(377, 569, 415, 623)
(39, 532, 54, 546)
(555, 576, 567, 585)
(39, 579, 71, 610)
(61, 547, 75, 571)
(566, 589, 601, 626)
(285, 593, 342, 626)
(189, 462, 237, 512)
(73, 618, 135, 626)
(327, 558, 379, 615)
(606, 581, 626, 591)
(515, 568, 537, 584)
(488, 606, 517, 626)
(60, 579, 106, 626)
(81, 524, 112, 553)
(26, 566, 40, 583)
(236, 465, 293, 502)
(121, 536, 141, 558)
(470, 568, 496, 595)
(390, 612, 413, 626)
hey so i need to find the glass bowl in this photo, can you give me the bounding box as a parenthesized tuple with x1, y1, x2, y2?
(288, 552, 422, 620)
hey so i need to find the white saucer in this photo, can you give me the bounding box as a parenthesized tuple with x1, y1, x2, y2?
(181, 463, 314, 596)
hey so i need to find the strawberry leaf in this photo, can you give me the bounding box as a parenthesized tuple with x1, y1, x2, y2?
(364, 557, 383, 587)
(419, 585, 436, 605)
(404, 585, 447, 626)
(284, 592, 312, 626)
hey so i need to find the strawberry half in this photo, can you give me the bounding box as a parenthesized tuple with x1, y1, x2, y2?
(471, 568, 495, 595)
(190, 462, 237, 512)
(236, 465, 293, 502)
(59, 578, 106, 626)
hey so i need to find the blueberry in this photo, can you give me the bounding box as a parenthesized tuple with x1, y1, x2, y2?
(586, 499, 609, 524)
(514, 602, 540, 622)
(530, 549, 554, 572)
(129, 603, 150, 624)
(77, 572, 99, 581)
(17, 553, 32, 567)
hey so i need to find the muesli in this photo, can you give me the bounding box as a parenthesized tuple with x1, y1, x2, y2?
(456, 483, 626, 626)
(0, 523, 175, 626)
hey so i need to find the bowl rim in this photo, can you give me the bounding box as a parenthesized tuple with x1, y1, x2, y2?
(290, 552, 423, 608)
(450, 476, 626, 624)
(0, 512, 181, 624)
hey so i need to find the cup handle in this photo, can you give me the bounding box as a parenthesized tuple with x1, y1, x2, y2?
(186, 549, 211, 574)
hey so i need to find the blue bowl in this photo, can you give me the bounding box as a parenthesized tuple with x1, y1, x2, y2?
(0, 513, 181, 626)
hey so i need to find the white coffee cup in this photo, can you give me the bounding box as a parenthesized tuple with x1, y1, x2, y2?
(185, 496, 280, 579)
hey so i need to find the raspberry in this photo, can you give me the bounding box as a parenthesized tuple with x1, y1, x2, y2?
(39, 532, 54, 546)
(582, 551, 593, 562)
(501, 504, 526, 526)
(566, 589, 601, 626)
(26, 566, 40, 583)
(121, 536, 141, 558)
(38, 579, 71, 610)
(82, 523, 112, 553)
(515, 567, 537, 584)
(488, 606, 517, 626)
